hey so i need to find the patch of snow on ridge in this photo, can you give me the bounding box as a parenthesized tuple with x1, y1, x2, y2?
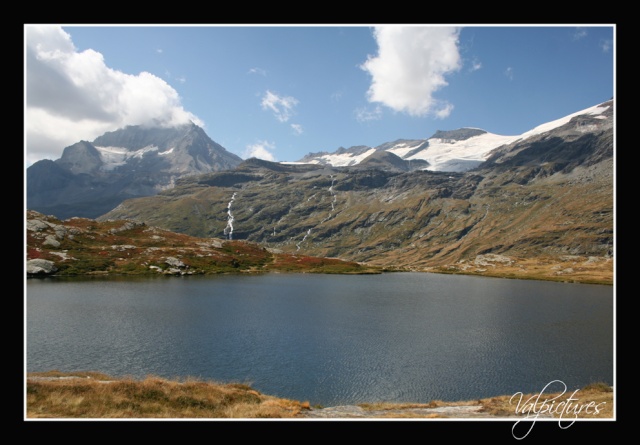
(313, 147, 377, 167)
(408, 132, 519, 172)
(96, 145, 160, 170)
(387, 141, 426, 158)
(518, 103, 610, 140)
(280, 161, 315, 165)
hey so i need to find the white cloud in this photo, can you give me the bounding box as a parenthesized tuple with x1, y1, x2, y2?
(243, 141, 276, 161)
(355, 105, 382, 123)
(470, 58, 482, 72)
(505, 67, 514, 81)
(360, 25, 461, 118)
(330, 91, 343, 102)
(25, 25, 202, 164)
(572, 27, 588, 41)
(248, 67, 267, 76)
(156, 48, 163, 54)
(261, 90, 298, 122)
(291, 123, 303, 135)
(600, 39, 613, 53)
(434, 103, 454, 119)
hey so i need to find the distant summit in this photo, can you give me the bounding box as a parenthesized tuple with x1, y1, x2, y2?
(430, 128, 487, 141)
(27, 123, 243, 219)
(295, 101, 613, 173)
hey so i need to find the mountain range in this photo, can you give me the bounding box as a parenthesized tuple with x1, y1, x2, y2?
(295, 101, 612, 172)
(87, 99, 614, 283)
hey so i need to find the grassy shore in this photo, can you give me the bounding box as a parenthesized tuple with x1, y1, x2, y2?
(26, 371, 614, 419)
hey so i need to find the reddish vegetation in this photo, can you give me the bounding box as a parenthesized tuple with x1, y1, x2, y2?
(26, 210, 380, 276)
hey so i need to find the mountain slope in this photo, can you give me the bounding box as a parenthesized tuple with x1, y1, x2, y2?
(99, 100, 614, 284)
(26, 123, 243, 219)
(26, 210, 379, 276)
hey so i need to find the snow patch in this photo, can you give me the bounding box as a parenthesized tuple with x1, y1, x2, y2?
(313, 148, 377, 166)
(96, 145, 160, 170)
(408, 133, 519, 172)
(387, 141, 426, 158)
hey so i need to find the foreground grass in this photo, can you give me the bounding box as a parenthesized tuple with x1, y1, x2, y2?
(26, 371, 309, 419)
(26, 372, 613, 419)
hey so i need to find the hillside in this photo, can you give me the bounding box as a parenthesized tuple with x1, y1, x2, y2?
(26, 210, 381, 277)
(98, 101, 614, 285)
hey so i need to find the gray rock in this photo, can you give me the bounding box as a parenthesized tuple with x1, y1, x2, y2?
(27, 219, 50, 232)
(111, 245, 136, 251)
(109, 220, 145, 234)
(165, 257, 185, 268)
(43, 236, 60, 248)
(27, 259, 58, 275)
(51, 225, 67, 239)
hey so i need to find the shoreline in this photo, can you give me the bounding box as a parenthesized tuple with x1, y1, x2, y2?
(26, 262, 613, 286)
(26, 371, 614, 420)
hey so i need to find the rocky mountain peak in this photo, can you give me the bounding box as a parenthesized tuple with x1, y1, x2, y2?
(57, 141, 103, 175)
(27, 122, 243, 219)
(430, 128, 487, 141)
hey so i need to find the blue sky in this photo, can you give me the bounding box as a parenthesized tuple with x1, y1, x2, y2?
(25, 24, 614, 165)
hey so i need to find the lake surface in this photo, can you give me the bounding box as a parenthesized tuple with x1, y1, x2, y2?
(26, 272, 614, 407)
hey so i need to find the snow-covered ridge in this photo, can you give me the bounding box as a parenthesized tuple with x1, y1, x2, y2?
(305, 147, 377, 167)
(96, 145, 174, 171)
(290, 101, 612, 173)
(409, 132, 520, 172)
(518, 103, 610, 140)
(386, 141, 427, 158)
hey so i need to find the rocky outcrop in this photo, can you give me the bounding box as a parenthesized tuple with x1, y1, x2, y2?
(26, 259, 58, 275)
(431, 128, 487, 141)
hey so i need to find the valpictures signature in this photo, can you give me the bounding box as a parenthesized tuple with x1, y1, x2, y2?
(509, 379, 607, 440)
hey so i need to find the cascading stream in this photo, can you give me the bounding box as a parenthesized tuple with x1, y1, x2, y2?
(296, 175, 338, 251)
(223, 192, 237, 240)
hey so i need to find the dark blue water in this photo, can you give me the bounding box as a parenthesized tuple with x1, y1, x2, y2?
(26, 273, 614, 406)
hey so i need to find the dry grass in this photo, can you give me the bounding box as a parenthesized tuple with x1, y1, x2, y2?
(26, 373, 308, 419)
(479, 382, 614, 418)
(26, 372, 613, 420)
(359, 399, 464, 410)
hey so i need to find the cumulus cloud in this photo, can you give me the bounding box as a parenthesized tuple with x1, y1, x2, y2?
(291, 123, 303, 135)
(354, 105, 382, 123)
(360, 26, 462, 118)
(470, 58, 482, 72)
(243, 141, 276, 161)
(261, 90, 298, 122)
(25, 25, 202, 165)
(600, 39, 613, 53)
